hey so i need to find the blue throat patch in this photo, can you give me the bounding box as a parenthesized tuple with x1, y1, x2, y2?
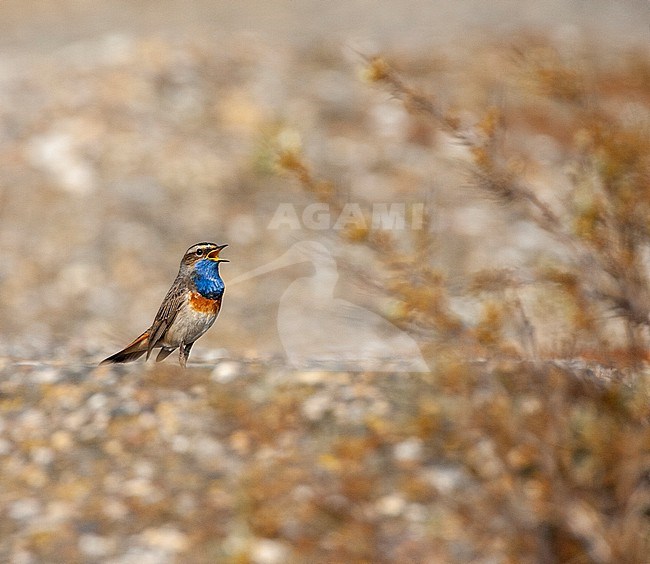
(193, 259, 225, 300)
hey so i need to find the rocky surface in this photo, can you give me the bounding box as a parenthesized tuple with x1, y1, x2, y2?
(1, 357, 646, 562)
(1, 3, 649, 562)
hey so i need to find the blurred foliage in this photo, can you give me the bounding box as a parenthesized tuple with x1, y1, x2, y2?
(279, 39, 650, 366)
(1, 32, 649, 563)
(269, 37, 650, 562)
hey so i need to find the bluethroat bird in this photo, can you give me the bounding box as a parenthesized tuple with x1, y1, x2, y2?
(101, 242, 228, 368)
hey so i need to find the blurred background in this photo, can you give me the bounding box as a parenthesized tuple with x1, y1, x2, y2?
(1, 2, 650, 563)
(0, 0, 647, 362)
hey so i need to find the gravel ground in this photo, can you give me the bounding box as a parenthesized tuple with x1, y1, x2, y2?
(1, 357, 645, 563)
(1, 3, 649, 563)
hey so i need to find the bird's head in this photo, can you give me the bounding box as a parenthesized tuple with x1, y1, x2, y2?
(181, 242, 229, 268)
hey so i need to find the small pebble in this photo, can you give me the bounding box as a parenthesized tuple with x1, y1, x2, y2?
(140, 526, 189, 553)
(30, 446, 54, 465)
(301, 392, 331, 421)
(9, 498, 41, 520)
(393, 437, 423, 463)
(250, 538, 289, 564)
(87, 393, 109, 410)
(211, 361, 241, 383)
(376, 494, 406, 517)
(79, 534, 116, 558)
(424, 465, 467, 494)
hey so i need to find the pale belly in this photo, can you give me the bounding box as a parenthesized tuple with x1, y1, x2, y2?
(160, 304, 219, 347)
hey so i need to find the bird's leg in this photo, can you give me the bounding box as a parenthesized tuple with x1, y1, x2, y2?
(179, 341, 194, 368)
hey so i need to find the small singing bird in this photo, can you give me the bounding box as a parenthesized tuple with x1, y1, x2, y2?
(101, 242, 228, 368)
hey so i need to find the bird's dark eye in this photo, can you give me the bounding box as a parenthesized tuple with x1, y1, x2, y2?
(196, 248, 204, 256)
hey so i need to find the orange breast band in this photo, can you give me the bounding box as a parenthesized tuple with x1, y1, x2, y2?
(189, 292, 221, 314)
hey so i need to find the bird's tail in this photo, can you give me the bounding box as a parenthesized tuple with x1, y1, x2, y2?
(100, 331, 150, 365)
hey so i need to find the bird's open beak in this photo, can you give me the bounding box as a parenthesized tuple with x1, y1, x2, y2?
(208, 244, 229, 262)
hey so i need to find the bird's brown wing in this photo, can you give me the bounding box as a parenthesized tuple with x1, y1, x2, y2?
(146, 276, 188, 358)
